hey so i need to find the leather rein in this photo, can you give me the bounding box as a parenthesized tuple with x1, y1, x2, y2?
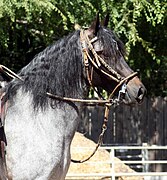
(0, 29, 137, 165)
(47, 29, 137, 163)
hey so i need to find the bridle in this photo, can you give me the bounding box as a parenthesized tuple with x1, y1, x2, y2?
(0, 29, 138, 165)
(80, 29, 137, 100)
(48, 29, 138, 163)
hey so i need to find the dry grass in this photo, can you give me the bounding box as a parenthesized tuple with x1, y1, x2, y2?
(66, 132, 143, 180)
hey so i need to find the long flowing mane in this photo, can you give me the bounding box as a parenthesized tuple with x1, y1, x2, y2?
(5, 30, 86, 109)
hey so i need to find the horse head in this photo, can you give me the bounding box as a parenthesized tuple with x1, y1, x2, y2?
(82, 13, 146, 104)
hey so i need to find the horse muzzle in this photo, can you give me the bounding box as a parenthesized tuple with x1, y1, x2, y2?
(123, 77, 146, 104)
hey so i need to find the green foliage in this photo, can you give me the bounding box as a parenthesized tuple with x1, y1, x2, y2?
(0, 0, 166, 96)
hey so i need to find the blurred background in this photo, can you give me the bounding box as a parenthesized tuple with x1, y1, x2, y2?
(0, 0, 167, 174)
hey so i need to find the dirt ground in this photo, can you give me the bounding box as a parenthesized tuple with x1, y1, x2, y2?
(66, 132, 143, 180)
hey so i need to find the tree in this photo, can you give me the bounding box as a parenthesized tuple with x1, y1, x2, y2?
(0, 0, 166, 96)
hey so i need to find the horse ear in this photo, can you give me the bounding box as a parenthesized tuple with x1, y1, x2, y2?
(89, 13, 100, 35)
(102, 13, 110, 27)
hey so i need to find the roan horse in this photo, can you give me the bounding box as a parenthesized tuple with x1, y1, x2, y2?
(0, 14, 146, 179)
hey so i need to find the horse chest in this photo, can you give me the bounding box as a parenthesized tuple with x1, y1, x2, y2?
(4, 90, 78, 179)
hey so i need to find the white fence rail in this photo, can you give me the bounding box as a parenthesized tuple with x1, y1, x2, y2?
(66, 145, 167, 180)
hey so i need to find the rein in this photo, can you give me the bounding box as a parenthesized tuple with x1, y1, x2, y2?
(0, 29, 137, 165)
(47, 92, 115, 163)
(47, 29, 137, 163)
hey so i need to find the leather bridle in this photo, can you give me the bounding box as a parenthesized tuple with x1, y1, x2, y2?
(48, 30, 138, 163)
(0, 29, 138, 165)
(68, 30, 138, 163)
(80, 29, 138, 99)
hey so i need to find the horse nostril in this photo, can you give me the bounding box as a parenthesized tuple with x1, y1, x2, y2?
(136, 86, 146, 103)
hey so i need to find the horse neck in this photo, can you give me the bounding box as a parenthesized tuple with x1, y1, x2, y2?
(16, 31, 89, 109)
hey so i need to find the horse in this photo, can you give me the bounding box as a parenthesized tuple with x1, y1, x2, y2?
(0, 14, 146, 180)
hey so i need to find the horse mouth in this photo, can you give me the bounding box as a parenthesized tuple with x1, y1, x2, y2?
(122, 91, 145, 105)
(121, 93, 135, 105)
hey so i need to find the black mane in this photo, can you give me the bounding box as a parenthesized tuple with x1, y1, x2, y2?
(5, 30, 86, 109)
(5, 27, 126, 109)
